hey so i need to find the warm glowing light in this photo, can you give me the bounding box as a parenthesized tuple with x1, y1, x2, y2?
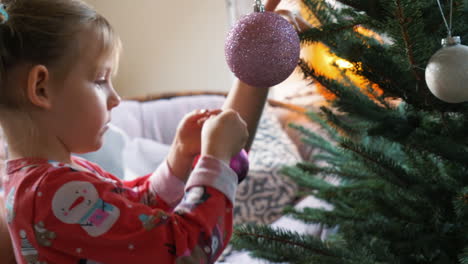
(354, 26, 384, 44)
(335, 59, 353, 69)
(296, 4, 385, 102)
(302, 42, 383, 101)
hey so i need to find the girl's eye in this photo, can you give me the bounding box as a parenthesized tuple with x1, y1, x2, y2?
(95, 80, 107, 88)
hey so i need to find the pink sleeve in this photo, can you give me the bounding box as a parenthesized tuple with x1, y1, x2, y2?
(32, 156, 238, 263)
(96, 156, 238, 209)
(148, 160, 186, 208)
(147, 156, 239, 208)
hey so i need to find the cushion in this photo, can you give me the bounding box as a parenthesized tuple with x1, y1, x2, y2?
(111, 95, 225, 144)
(76, 124, 171, 180)
(121, 137, 170, 179)
(139, 95, 225, 144)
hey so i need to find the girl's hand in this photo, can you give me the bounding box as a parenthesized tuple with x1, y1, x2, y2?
(264, 0, 281, 12)
(167, 109, 222, 183)
(172, 109, 222, 159)
(275, 9, 313, 33)
(201, 110, 249, 164)
(265, 0, 313, 33)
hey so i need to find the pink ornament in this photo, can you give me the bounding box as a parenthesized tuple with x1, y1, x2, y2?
(193, 149, 249, 183)
(225, 11, 301, 88)
(229, 149, 249, 183)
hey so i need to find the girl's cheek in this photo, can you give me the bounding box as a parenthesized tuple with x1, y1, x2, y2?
(95, 89, 108, 105)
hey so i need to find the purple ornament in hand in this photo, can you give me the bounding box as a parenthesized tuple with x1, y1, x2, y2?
(225, 11, 300, 88)
(229, 149, 249, 183)
(193, 149, 249, 184)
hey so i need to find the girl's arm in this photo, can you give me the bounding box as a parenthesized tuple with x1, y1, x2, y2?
(222, 79, 269, 151)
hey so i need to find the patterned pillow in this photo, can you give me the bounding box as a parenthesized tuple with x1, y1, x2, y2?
(233, 106, 301, 225)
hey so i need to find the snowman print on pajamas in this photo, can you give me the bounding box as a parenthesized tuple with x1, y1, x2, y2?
(52, 181, 120, 237)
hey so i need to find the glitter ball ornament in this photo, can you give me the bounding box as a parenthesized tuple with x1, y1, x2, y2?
(193, 149, 249, 184)
(225, 11, 300, 88)
(425, 36, 468, 103)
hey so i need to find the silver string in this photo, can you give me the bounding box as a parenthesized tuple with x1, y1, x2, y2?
(436, 0, 454, 37)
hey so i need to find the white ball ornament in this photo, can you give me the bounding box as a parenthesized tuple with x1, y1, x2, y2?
(425, 36, 468, 103)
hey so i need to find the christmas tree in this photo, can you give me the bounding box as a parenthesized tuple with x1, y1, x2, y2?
(231, 0, 468, 263)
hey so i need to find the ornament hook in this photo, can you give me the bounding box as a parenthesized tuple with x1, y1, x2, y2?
(436, 0, 461, 47)
(254, 0, 265, 12)
(441, 36, 461, 47)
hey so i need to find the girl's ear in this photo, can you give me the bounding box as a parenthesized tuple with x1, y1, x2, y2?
(27, 65, 52, 110)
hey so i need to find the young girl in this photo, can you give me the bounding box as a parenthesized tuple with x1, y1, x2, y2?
(0, 0, 283, 263)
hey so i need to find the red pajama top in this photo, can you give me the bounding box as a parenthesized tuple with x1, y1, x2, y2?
(3, 155, 238, 264)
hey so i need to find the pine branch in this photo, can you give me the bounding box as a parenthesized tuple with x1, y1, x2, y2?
(299, 22, 365, 45)
(281, 165, 336, 190)
(401, 128, 468, 166)
(459, 246, 468, 264)
(298, 59, 396, 126)
(340, 139, 413, 188)
(232, 224, 356, 263)
(289, 117, 341, 147)
(302, 0, 338, 26)
(394, 0, 423, 83)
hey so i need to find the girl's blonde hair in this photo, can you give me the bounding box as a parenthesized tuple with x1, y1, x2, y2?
(0, 0, 122, 110)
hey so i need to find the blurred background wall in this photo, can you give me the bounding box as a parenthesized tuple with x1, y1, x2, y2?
(85, 0, 234, 98)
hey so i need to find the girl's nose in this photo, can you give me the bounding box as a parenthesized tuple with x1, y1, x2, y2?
(108, 86, 121, 109)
